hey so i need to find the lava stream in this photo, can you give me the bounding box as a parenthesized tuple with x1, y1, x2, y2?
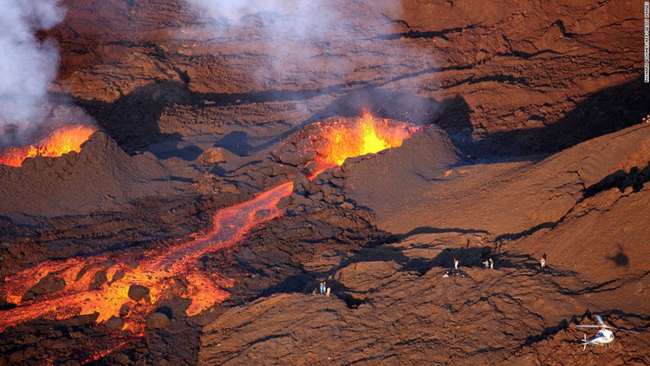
(0, 182, 294, 334)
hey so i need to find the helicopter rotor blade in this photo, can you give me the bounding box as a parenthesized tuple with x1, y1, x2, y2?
(596, 315, 606, 326)
(576, 325, 602, 328)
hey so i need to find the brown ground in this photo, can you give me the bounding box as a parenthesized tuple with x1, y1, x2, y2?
(0, 0, 649, 365)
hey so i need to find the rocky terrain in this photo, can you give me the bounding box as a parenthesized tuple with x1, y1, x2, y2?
(0, 0, 648, 365)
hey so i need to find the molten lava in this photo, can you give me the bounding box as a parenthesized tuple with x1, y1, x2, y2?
(0, 182, 294, 335)
(0, 124, 97, 167)
(313, 110, 418, 169)
(0, 110, 418, 362)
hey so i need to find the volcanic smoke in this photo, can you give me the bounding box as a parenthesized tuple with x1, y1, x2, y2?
(0, 0, 67, 145)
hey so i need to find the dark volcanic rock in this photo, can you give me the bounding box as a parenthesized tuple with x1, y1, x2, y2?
(105, 316, 125, 330)
(22, 274, 66, 301)
(346, 124, 650, 236)
(197, 147, 228, 166)
(119, 303, 132, 317)
(146, 312, 171, 329)
(128, 285, 151, 302)
(89, 269, 108, 290)
(0, 132, 191, 218)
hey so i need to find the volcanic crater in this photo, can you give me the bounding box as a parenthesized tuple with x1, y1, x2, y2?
(1, 0, 649, 365)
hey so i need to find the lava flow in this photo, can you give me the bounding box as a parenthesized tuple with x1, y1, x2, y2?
(0, 111, 416, 361)
(0, 182, 294, 335)
(0, 124, 97, 167)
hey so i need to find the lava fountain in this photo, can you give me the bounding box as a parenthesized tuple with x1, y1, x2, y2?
(311, 109, 420, 171)
(0, 111, 417, 361)
(0, 124, 97, 167)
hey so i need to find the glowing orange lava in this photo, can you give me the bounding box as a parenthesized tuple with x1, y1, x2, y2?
(0, 182, 294, 336)
(313, 110, 418, 169)
(0, 124, 97, 167)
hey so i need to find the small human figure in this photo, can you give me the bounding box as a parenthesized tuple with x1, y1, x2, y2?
(323, 282, 327, 294)
(454, 259, 459, 270)
(483, 260, 489, 269)
(326, 287, 331, 297)
(489, 258, 494, 269)
(313, 289, 317, 296)
(319, 282, 324, 294)
(541, 253, 547, 269)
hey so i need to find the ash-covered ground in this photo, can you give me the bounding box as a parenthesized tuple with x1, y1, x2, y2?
(1, 0, 649, 365)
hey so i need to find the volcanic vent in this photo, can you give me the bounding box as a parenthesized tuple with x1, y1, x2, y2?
(273, 110, 421, 178)
(0, 125, 96, 167)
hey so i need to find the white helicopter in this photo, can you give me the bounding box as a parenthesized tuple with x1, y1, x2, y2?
(576, 315, 639, 350)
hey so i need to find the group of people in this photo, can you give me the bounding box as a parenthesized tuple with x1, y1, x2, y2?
(315, 281, 331, 297)
(449, 254, 547, 274)
(480, 258, 494, 269)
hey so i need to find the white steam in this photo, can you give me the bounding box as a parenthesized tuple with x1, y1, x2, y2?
(183, 1, 435, 122)
(0, 0, 66, 143)
(188, 0, 347, 85)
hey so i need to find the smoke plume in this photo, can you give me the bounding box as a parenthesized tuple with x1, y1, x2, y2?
(0, 0, 66, 146)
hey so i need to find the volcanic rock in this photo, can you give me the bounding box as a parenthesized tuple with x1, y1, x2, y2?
(128, 285, 150, 302)
(22, 274, 66, 301)
(119, 303, 131, 317)
(346, 124, 650, 236)
(197, 147, 228, 166)
(0, 132, 192, 219)
(146, 312, 171, 329)
(111, 271, 125, 282)
(89, 269, 108, 290)
(272, 151, 307, 167)
(105, 316, 125, 331)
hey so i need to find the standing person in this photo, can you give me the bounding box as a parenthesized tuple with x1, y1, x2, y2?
(454, 259, 459, 270)
(319, 282, 324, 294)
(489, 258, 494, 269)
(326, 287, 331, 297)
(541, 253, 547, 268)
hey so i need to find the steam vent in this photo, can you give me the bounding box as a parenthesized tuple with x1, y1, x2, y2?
(0, 0, 648, 364)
